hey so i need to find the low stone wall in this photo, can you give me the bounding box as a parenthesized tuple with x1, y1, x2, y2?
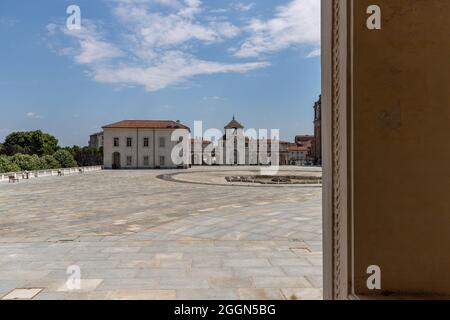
(226, 175, 322, 185)
(0, 166, 103, 183)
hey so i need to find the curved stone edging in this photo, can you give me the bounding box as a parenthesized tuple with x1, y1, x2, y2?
(156, 169, 323, 188)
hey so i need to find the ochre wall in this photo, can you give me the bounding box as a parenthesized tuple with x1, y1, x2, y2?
(352, 0, 450, 296)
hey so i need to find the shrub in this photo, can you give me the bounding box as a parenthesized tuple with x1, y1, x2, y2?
(53, 150, 77, 168)
(11, 154, 41, 171)
(74, 147, 103, 166)
(0, 156, 21, 173)
(39, 155, 61, 169)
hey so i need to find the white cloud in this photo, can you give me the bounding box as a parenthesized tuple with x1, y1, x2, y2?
(178, 0, 202, 18)
(75, 38, 124, 64)
(111, 0, 239, 48)
(203, 95, 224, 101)
(209, 2, 255, 14)
(306, 48, 321, 58)
(235, 0, 320, 58)
(57, 21, 124, 64)
(91, 51, 268, 92)
(234, 2, 255, 12)
(26, 112, 43, 119)
(151, 0, 182, 7)
(47, 0, 268, 92)
(210, 21, 240, 38)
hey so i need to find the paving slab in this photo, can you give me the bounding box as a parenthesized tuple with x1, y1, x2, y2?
(0, 167, 322, 300)
(1, 288, 43, 300)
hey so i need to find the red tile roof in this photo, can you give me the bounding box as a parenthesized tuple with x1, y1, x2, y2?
(295, 135, 315, 142)
(288, 146, 308, 152)
(103, 120, 190, 131)
(191, 139, 211, 145)
(256, 139, 290, 145)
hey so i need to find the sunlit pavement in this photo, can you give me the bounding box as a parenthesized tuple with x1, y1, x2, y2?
(0, 166, 322, 300)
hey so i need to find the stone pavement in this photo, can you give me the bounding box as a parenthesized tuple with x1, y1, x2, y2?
(0, 167, 323, 300)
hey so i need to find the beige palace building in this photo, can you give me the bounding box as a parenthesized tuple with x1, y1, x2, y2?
(102, 120, 191, 169)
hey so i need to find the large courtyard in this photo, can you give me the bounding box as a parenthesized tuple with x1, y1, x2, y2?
(0, 166, 322, 300)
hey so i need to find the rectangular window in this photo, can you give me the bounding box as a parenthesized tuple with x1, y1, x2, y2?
(143, 137, 149, 147)
(159, 156, 165, 167)
(127, 137, 132, 147)
(114, 137, 119, 147)
(126, 156, 132, 166)
(159, 137, 166, 148)
(143, 156, 149, 167)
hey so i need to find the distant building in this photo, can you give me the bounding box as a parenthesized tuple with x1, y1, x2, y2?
(312, 95, 322, 165)
(191, 138, 212, 165)
(89, 132, 104, 149)
(293, 136, 314, 163)
(218, 116, 289, 165)
(102, 120, 190, 169)
(221, 116, 247, 165)
(295, 135, 314, 149)
(288, 145, 309, 166)
(100, 117, 291, 168)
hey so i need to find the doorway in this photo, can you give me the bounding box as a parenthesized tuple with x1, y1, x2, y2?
(112, 152, 121, 169)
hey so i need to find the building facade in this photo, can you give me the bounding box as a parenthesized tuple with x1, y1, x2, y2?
(288, 145, 309, 165)
(191, 138, 212, 165)
(89, 132, 104, 149)
(102, 120, 190, 169)
(295, 135, 314, 150)
(219, 117, 289, 166)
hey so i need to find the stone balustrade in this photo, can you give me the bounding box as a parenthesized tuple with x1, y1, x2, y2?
(0, 165, 103, 183)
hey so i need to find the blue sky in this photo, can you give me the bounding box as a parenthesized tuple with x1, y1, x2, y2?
(0, 0, 320, 146)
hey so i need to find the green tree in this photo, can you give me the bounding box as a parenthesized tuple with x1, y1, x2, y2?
(11, 154, 41, 171)
(53, 150, 77, 168)
(74, 147, 103, 166)
(0, 156, 21, 173)
(61, 146, 76, 157)
(39, 155, 61, 169)
(1, 130, 59, 156)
